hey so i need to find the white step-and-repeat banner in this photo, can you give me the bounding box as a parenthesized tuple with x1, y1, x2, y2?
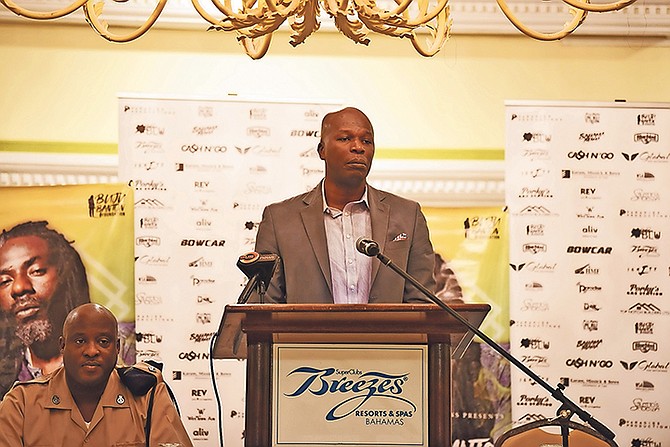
(506, 101, 670, 447)
(118, 95, 341, 445)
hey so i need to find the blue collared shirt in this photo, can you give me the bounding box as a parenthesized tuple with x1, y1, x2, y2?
(322, 183, 373, 304)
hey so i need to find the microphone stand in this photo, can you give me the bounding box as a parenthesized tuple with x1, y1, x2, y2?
(236, 273, 269, 304)
(372, 249, 617, 443)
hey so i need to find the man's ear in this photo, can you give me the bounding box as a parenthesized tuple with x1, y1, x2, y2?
(317, 142, 324, 160)
(59, 336, 65, 352)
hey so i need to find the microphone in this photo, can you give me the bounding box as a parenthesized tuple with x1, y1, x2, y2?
(356, 237, 380, 257)
(236, 252, 279, 303)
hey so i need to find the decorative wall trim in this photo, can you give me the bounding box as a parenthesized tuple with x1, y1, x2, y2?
(1, 0, 668, 39)
(0, 152, 505, 207)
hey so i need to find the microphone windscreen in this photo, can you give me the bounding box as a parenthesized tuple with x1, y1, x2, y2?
(237, 252, 279, 287)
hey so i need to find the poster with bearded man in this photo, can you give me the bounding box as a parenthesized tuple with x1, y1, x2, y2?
(0, 183, 134, 398)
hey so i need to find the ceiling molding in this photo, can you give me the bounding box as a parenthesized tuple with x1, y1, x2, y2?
(0, 152, 505, 207)
(1, 0, 668, 39)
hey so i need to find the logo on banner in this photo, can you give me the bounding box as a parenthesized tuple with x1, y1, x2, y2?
(135, 197, 167, 209)
(290, 129, 320, 137)
(249, 108, 267, 120)
(635, 322, 654, 334)
(565, 358, 613, 369)
(135, 141, 164, 154)
(136, 332, 163, 343)
(633, 133, 659, 144)
(247, 127, 271, 138)
(192, 125, 218, 135)
(637, 114, 656, 126)
(630, 246, 659, 258)
(136, 124, 165, 135)
(181, 144, 227, 153)
(135, 160, 164, 171)
(123, 105, 175, 115)
(631, 189, 661, 201)
(284, 367, 416, 423)
(516, 394, 551, 406)
(180, 239, 225, 247)
(187, 407, 217, 422)
(136, 236, 160, 247)
(520, 338, 550, 349)
(190, 332, 216, 343)
(620, 209, 670, 218)
(134, 179, 166, 191)
(88, 191, 128, 218)
(620, 360, 670, 373)
(136, 255, 170, 266)
(631, 228, 661, 239)
(627, 284, 662, 296)
(577, 283, 602, 294)
(632, 341, 658, 353)
(567, 151, 614, 161)
(520, 299, 549, 312)
(576, 207, 605, 219)
(518, 187, 553, 198)
(464, 216, 501, 239)
(635, 381, 655, 392)
(135, 293, 162, 305)
(510, 262, 557, 273)
(521, 149, 549, 161)
(522, 132, 551, 143)
(179, 351, 209, 361)
(578, 132, 604, 142)
(575, 264, 599, 275)
(516, 205, 554, 216)
(189, 257, 213, 268)
(567, 246, 612, 254)
(576, 340, 602, 350)
(584, 112, 600, 124)
(621, 303, 667, 315)
(300, 147, 320, 158)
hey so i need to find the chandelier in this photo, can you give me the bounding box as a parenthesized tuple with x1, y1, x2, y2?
(0, 0, 640, 59)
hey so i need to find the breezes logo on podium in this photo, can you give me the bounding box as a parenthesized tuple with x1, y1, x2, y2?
(284, 367, 415, 423)
(273, 344, 428, 447)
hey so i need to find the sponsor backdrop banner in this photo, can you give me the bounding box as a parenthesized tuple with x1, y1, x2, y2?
(505, 101, 670, 446)
(0, 183, 135, 396)
(118, 95, 342, 446)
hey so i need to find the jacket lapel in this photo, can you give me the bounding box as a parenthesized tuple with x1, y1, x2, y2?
(300, 184, 332, 292)
(368, 185, 389, 285)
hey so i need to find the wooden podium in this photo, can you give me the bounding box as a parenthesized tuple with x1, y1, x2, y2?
(213, 303, 490, 447)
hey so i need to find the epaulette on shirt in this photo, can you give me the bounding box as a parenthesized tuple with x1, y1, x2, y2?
(117, 361, 164, 396)
(8, 370, 54, 391)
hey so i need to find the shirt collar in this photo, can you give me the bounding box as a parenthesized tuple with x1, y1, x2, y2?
(321, 180, 369, 214)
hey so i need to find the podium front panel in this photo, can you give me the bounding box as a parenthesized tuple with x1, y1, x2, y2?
(272, 343, 429, 447)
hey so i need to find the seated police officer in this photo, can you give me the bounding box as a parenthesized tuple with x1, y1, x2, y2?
(0, 302, 193, 446)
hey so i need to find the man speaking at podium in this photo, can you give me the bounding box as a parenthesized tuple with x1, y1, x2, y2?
(253, 107, 436, 304)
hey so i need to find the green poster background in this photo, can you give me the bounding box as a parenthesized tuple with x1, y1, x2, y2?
(0, 183, 135, 397)
(424, 206, 511, 443)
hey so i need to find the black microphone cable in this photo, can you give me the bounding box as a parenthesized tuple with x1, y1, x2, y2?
(208, 332, 224, 447)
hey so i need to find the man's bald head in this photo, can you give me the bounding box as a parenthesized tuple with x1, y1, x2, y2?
(320, 107, 374, 141)
(62, 303, 118, 341)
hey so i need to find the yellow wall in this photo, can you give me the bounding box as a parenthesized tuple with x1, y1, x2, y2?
(1, 20, 669, 157)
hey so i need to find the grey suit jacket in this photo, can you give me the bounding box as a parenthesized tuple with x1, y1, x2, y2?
(253, 182, 436, 303)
